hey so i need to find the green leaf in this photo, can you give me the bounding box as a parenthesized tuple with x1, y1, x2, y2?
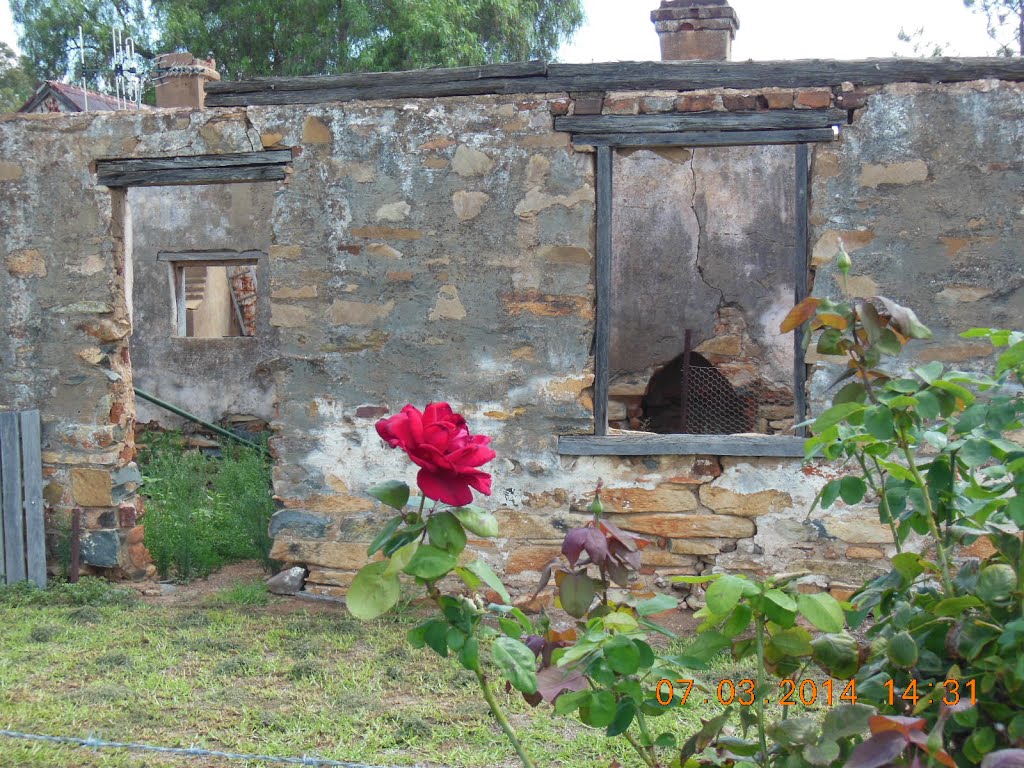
(346, 561, 400, 620)
(961, 439, 994, 468)
(458, 635, 480, 671)
(424, 619, 449, 657)
(403, 545, 459, 580)
(554, 690, 591, 715)
(817, 328, 845, 355)
(839, 476, 867, 505)
(876, 328, 903, 356)
(864, 406, 894, 440)
(915, 390, 941, 421)
(367, 516, 403, 556)
(933, 595, 984, 616)
(579, 690, 616, 728)
(891, 552, 925, 584)
(820, 479, 842, 509)
(426, 512, 467, 554)
(492, 637, 538, 695)
(682, 631, 731, 663)
(834, 382, 867, 406)
(555, 571, 597, 619)
(606, 699, 636, 737)
(913, 361, 944, 385)
(465, 559, 511, 605)
(451, 506, 500, 538)
(803, 741, 841, 766)
(384, 541, 418, 576)
(636, 594, 677, 616)
(797, 593, 845, 633)
(603, 611, 639, 633)
(705, 574, 745, 617)
(604, 636, 642, 675)
(813, 403, 867, 434)
(771, 626, 814, 657)
(723, 603, 753, 637)
(764, 589, 798, 625)
(821, 703, 874, 742)
(367, 480, 410, 510)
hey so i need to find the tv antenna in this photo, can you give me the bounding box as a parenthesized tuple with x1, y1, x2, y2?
(111, 27, 144, 110)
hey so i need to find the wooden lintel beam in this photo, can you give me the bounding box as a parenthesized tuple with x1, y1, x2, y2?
(556, 110, 847, 134)
(97, 163, 287, 188)
(557, 434, 807, 458)
(571, 127, 838, 148)
(156, 250, 263, 263)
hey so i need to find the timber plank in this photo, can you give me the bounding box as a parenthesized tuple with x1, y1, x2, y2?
(19, 411, 45, 588)
(0, 412, 26, 583)
(205, 57, 1024, 107)
(571, 128, 838, 147)
(594, 146, 613, 436)
(96, 150, 292, 175)
(156, 250, 263, 263)
(557, 434, 807, 458)
(98, 164, 287, 188)
(556, 111, 847, 134)
(205, 60, 548, 94)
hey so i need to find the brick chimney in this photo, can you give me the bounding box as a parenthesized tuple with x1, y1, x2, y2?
(154, 52, 220, 109)
(651, 0, 739, 61)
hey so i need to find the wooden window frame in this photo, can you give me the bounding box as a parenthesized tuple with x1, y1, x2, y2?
(557, 117, 842, 458)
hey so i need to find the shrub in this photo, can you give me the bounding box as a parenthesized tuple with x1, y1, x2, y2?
(138, 431, 275, 580)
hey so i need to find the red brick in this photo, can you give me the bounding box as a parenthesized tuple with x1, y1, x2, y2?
(548, 99, 570, 116)
(675, 94, 717, 112)
(722, 93, 764, 111)
(604, 96, 639, 115)
(764, 91, 795, 109)
(796, 90, 833, 109)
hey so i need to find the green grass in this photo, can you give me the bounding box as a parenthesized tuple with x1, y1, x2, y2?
(0, 585, 729, 768)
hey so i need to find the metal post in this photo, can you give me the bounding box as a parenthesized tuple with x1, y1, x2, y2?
(69, 509, 81, 584)
(680, 329, 693, 434)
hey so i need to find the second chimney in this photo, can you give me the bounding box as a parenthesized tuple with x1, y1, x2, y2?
(651, 0, 739, 61)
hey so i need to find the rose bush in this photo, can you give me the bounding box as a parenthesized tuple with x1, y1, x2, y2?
(375, 402, 495, 506)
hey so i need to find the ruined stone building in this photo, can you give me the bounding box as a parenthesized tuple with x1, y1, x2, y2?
(1, 1, 1022, 601)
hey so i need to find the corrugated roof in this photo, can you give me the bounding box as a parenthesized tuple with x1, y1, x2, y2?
(19, 81, 148, 113)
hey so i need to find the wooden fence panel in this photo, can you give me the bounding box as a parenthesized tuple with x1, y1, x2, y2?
(0, 410, 46, 586)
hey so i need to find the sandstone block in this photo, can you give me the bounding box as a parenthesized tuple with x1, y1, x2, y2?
(452, 145, 494, 177)
(271, 285, 318, 299)
(935, 285, 992, 303)
(506, 545, 559, 574)
(350, 227, 422, 240)
(811, 229, 876, 267)
(696, 335, 741, 356)
(859, 160, 929, 188)
(611, 513, 755, 539)
(846, 546, 884, 560)
(71, 468, 113, 507)
(699, 485, 793, 518)
(329, 299, 395, 326)
(260, 132, 285, 148)
(5, 249, 47, 278)
(538, 246, 592, 265)
(306, 568, 356, 588)
(270, 303, 310, 328)
(267, 566, 307, 595)
(269, 245, 302, 260)
(916, 341, 992, 363)
(0, 162, 23, 181)
(502, 290, 592, 318)
(602, 483, 699, 514)
(366, 243, 403, 259)
(270, 538, 375, 569)
(428, 285, 466, 321)
(375, 201, 411, 222)
(302, 116, 332, 144)
(669, 538, 722, 556)
(452, 191, 491, 222)
(821, 510, 893, 545)
(81, 530, 120, 568)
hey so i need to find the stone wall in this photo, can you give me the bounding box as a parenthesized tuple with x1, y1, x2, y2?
(0, 75, 1021, 598)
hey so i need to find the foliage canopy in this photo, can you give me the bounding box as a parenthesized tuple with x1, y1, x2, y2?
(964, 0, 1024, 55)
(11, 0, 585, 87)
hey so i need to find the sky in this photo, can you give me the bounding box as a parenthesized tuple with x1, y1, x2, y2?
(0, 0, 1003, 64)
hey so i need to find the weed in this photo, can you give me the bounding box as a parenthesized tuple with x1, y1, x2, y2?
(138, 431, 275, 581)
(29, 625, 58, 642)
(206, 582, 270, 607)
(177, 610, 212, 628)
(67, 606, 103, 624)
(213, 657, 252, 677)
(0, 577, 135, 608)
(287, 660, 325, 682)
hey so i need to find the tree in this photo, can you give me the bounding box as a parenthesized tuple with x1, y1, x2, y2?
(11, 0, 157, 90)
(12, 0, 585, 86)
(964, 0, 1024, 56)
(0, 42, 36, 112)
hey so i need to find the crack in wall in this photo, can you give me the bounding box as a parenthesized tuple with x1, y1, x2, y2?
(690, 149, 726, 310)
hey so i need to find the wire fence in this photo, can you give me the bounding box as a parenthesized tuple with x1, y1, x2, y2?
(0, 729, 409, 767)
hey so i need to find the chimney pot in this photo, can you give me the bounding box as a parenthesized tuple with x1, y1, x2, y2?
(155, 51, 220, 109)
(651, 0, 739, 61)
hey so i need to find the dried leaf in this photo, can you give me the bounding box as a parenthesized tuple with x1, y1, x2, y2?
(780, 297, 823, 333)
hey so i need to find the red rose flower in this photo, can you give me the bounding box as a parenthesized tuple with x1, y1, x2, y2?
(375, 403, 496, 507)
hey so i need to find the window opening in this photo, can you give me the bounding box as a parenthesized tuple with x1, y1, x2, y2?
(159, 251, 261, 338)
